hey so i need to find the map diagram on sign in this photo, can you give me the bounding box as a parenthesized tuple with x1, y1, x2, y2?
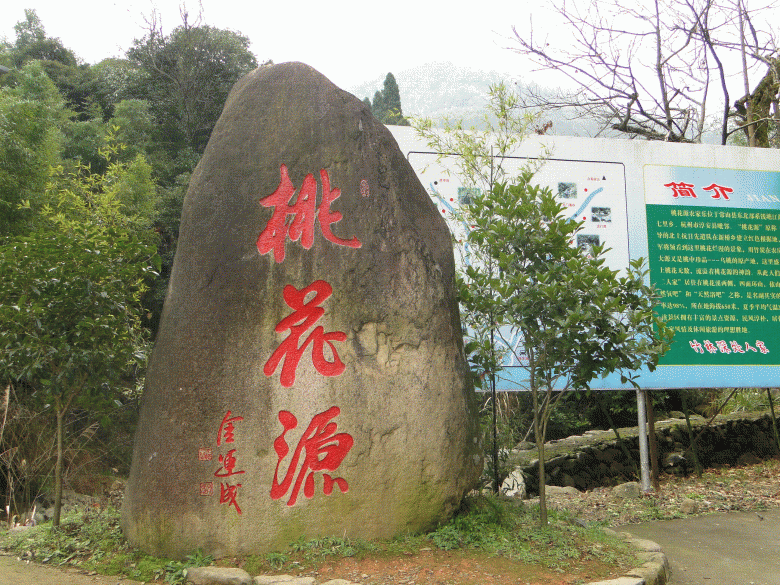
(408, 154, 630, 275)
(407, 153, 629, 377)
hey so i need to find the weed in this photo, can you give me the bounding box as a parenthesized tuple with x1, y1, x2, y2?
(0, 497, 637, 582)
(424, 494, 636, 571)
(265, 551, 288, 570)
(162, 549, 214, 585)
(240, 554, 265, 575)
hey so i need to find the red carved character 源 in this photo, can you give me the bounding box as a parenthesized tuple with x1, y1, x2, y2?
(271, 406, 353, 506)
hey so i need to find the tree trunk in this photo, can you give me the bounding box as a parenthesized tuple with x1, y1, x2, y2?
(53, 404, 64, 528)
(646, 392, 660, 492)
(532, 386, 547, 527)
(739, 0, 756, 147)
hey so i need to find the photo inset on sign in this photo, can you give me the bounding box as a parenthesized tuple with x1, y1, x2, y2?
(457, 187, 480, 205)
(577, 234, 600, 256)
(558, 182, 577, 199)
(591, 207, 612, 222)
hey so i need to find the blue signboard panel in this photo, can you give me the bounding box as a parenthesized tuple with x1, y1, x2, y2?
(390, 127, 780, 390)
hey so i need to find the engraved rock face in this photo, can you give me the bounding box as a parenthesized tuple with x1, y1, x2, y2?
(121, 62, 482, 558)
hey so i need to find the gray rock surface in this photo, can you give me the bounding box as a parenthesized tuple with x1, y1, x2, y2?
(185, 567, 253, 585)
(500, 470, 526, 498)
(611, 482, 641, 499)
(254, 576, 316, 585)
(679, 498, 699, 514)
(122, 62, 481, 558)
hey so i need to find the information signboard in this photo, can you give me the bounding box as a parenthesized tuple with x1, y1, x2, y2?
(389, 126, 780, 389)
(645, 165, 780, 367)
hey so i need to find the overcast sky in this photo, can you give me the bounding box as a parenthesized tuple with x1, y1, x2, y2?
(1, 1, 549, 91)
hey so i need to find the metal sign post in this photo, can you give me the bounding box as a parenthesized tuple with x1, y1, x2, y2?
(636, 388, 652, 493)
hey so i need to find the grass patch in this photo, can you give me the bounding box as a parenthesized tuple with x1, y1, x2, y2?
(1, 495, 637, 582)
(0, 507, 211, 584)
(247, 494, 637, 575)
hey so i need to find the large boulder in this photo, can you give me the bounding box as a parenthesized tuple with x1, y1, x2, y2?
(121, 62, 482, 558)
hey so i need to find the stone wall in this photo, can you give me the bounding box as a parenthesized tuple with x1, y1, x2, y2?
(509, 412, 780, 495)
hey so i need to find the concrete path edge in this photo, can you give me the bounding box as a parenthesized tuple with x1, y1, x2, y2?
(584, 528, 670, 585)
(184, 528, 670, 585)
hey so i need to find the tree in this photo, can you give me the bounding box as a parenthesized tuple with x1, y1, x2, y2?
(0, 226, 158, 526)
(126, 8, 257, 156)
(365, 72, 410, 126)
(6, 9, 96, 117)
(414, 83, 539, 493)
(381, 72, 407, 125)
(512, 0, 778, 144)
(45, 133, 160, 235)
(460, 174, 672, 526)
(0, 61, 66, 235)
(87, 58, 143, 119)
(10, 9, 76, 69)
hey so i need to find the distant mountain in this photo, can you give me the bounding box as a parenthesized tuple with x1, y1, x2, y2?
(349, 62, 600, 137)
(350, 62, 503, 122)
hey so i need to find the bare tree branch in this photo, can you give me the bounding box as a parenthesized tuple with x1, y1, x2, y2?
(510, 0, 779, 144)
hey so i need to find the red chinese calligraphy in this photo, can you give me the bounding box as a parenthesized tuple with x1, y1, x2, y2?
(217, 410, 243, 446)
(271, 407, 353, 507)
(264, 280, 346, 388)
(257, 164, 361, 263)
(702, 183, 733, 200)
(219, 483, 242, 514)
(215, 449, 245, 478)
(200, 482, 214, 496)
(690, 340, 769, 355)
(730, 341, 745, 353)
(664, 182, 697, 198)
(198, 448, 213, 461)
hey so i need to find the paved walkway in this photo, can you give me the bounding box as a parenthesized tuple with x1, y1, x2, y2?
(0, 553, 143, 585)
(618, 509, 780, 585)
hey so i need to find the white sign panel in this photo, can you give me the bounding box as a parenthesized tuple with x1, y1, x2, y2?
(390, 126, 780, 390)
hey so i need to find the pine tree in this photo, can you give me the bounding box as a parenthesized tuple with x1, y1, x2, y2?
(381, 72, 406, 125)
(363, 72, 409, 126)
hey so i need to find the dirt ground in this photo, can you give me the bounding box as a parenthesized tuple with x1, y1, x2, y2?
(2, 459, 779, 585)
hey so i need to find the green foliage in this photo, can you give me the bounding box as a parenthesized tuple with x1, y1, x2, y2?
(2, 507, 124, 566)
(0, 506, 181, 582)
(265, 551, 289, 570)
(365, 72, 410, 126)
(163, 549, 214, 584)
(425, 495, 636, 569)
(44, 133, 159, 233)
(111, 99, 156, 162)
(11, 10, 76, 69)
(0, 224, 157, 401)
(0, 500, 637, 581)
(703, 388, 776, 416)
(461, 173, 673, 525)
(6, 9, 94, 115)
(0, 223, 158, 524)
(414, 82, 540, 493)
(87, 58, 142, 118)
(0, 6, 262, 516)
(0, 60, 66, 235)
(126, 17, 257, 154)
